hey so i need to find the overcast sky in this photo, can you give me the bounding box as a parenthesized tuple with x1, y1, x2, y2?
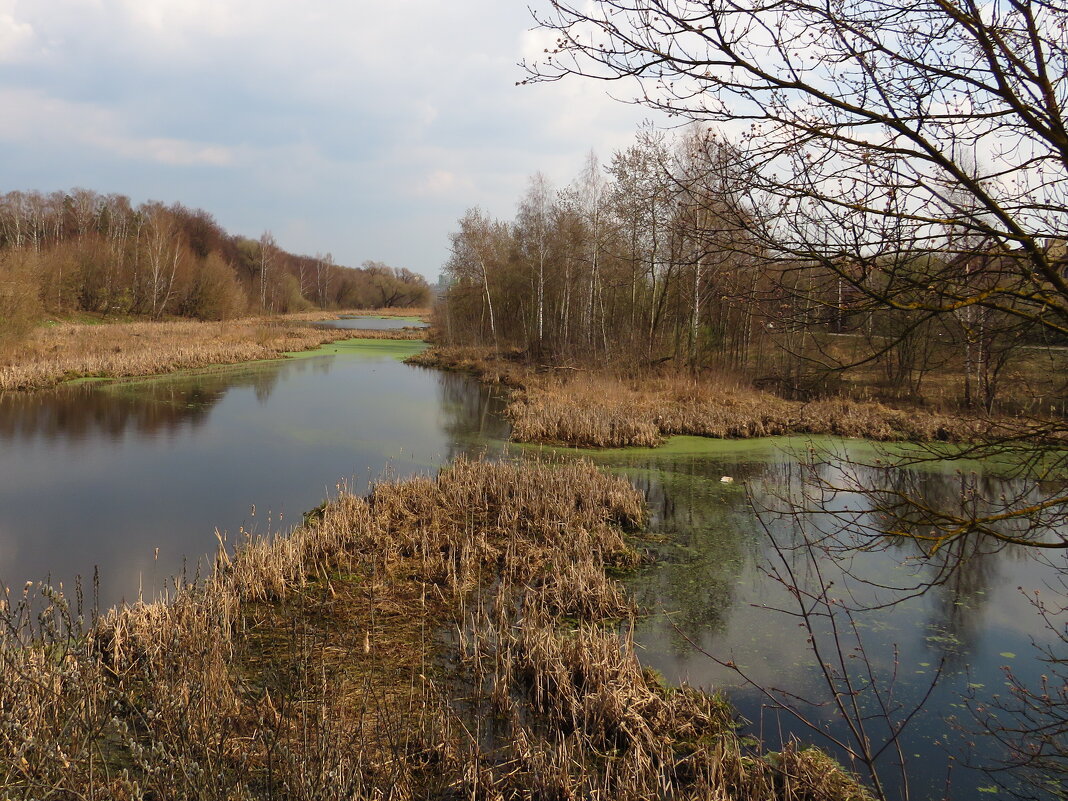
(0, 0, 655, 279)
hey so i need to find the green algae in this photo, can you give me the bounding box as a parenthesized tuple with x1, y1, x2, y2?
(338, 314, 425, 323)
(283, 338, 427, 361)
(516, 432, 1067, 480)
(59, 338, 428, 390)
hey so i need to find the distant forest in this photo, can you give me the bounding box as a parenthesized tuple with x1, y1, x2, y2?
(439, 128, 1067, 412)
(0, 188, 429, 334)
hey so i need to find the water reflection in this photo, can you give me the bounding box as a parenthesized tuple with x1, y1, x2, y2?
(0, 368, 290, 444)
(435, 367, 511, 460)
(572, 443, 1066, 801)
(2, 360, 1062, 798)
(312, 316, 427, 330)
(0, 351, 506, 608)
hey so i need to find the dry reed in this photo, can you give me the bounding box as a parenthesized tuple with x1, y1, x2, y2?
(411, 346, 1053, 448)
(0, 318, 389, 391)
(350, 306, 431, 319)
(1, 458, 872, 800)
(280, 306, 430, 322)
(335, 327, 427, 341)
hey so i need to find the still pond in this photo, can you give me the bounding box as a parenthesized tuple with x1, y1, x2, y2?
(0, 339, 1062, 801)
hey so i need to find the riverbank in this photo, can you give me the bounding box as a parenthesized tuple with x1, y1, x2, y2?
(0, 312, 428, 391)
(408, 346, 1054, 448)
(1, 458, 869, 799)
(281, 305, 431, 322)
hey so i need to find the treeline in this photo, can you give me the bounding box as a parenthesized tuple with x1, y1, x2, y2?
(0, 188, 429, 338)
(438, 128, 1062, 410)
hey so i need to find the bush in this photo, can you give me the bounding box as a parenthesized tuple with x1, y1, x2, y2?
(0, 250, 41, 351)
(182, 253, 249, 320)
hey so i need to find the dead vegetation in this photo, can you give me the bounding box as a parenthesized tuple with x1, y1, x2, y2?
(0, 317, 401, 391)
(280, 307, 431, 323)
(1, 458, 872, 800)
(334, 327, 427, 341)
(408, 346, 1061, 448)
(351, 306, 431, 319)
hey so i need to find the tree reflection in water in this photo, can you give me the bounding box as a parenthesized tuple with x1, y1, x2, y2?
(433, 369, 511, 462)
(576, 441, 1065, 801)
(0, 365, 288, 442)
(0, 354, 507, 610)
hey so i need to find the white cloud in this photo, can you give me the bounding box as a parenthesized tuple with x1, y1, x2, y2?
(103, 136, 235, 167)
(0, 1, 663, 277)
(0, 6, 34, 62)
(117, 0, 237, 36)
(411, 169, 474, 198)
(0, 88, 237, 166)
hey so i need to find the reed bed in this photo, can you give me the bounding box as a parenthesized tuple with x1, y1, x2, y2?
(279, 307, 430, 322)
(336, 327, 427, 341)
(410, 346, 1046, 448)
(349, 306, 431, 319)
(0, 318, 374, 391)
(1, 458, 871, 800)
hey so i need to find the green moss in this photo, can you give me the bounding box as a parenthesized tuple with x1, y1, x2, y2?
(338, 314, 425, 323)
(59, 338, 429, 389)
(283, 338, 427, 361)
(518, 434, 1068, 480)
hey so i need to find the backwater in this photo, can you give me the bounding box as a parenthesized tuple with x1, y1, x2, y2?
(0, 342, 1062, 800)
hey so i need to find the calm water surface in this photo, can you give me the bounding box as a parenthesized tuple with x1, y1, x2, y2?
(562, 439, 1067, 801)
(312, 315, 427, 330)
(0, 341, 505, 607)
(0, 346, 1062, 800)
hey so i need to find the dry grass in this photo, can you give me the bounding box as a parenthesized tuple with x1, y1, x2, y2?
(0, 306, 432, 391)
(336, 327, 427, 341)
(0, 318, 372, 391)
(277, 306, 429, 323)
(350, 306, 431, 319)
(410, 346, 1058, 448)
(0, 458, 872, 800)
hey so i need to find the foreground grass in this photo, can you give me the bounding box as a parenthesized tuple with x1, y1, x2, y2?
(0, 313, 428, 391)
(1, 459, 871, 800)
(409, 346, 1062, 448)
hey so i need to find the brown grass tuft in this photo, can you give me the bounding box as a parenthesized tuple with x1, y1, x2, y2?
(0, 318, 399, 391)
(411, 346, 1052, 448)
(1, 458, 871, 800)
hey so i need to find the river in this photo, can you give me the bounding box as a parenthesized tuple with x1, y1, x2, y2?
(0, 339, 506, 608)
(0, 340, 1062, 800)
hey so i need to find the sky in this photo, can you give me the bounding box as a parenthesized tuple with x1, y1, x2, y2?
(0, 0, 654, 280)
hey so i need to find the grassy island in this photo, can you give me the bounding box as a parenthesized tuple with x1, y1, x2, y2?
(0, 310, 429, 392)
(0, 458, 871, 800)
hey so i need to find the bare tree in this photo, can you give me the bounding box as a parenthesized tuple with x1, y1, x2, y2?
(525, 0, 1068, 542)
(517, 173, 553, 353)
(529, 0, 1068, 335)
(575, 151, 611, 354)
(446, 209, 505, 355)
(144, 205, 184, 320)
(315, 252, 333, 309)
(258, 231, 276, 311)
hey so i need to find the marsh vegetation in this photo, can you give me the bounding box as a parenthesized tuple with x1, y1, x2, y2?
(0, 458, 880, 801)
(409, 346, 1037, 448)
(0, 328, 1063, 799)
(0, 189, 431, 353)
(5, 0, 1068, 795)
(0, 307, 431, 391)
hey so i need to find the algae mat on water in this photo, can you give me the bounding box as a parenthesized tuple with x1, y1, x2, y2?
(63, 338, 429, 389)
(284, 337, 428, 360)
(517, 433, 1068, 479)
(339, 314, 426, 323)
